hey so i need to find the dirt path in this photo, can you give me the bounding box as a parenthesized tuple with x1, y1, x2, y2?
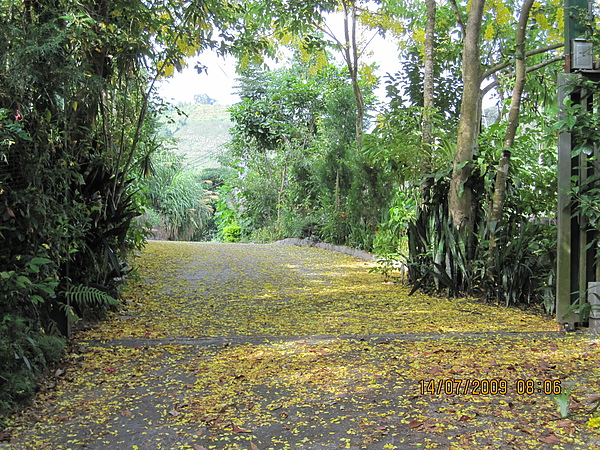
(2, 241, 600, 449)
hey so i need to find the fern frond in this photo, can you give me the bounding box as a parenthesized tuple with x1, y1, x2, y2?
(65, 285, 118, 308)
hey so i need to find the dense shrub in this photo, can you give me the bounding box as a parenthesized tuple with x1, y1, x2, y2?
(222, 225, 242, 243)
(0, 316, 65, 416)
(0, 0, 161, 417)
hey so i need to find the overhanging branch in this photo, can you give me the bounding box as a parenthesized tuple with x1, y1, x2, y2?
(448, 0, 465, 35)
(481, 43, 564, 80)
(481, 55, 565, 97)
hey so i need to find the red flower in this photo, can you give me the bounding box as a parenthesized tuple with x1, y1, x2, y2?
(15, 110, 22, 121)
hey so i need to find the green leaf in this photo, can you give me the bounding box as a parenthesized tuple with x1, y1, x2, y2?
(16, 276, 31, 287)
(37, 285, 56, 295)
(30, 257, 53, 265)
(65, 285, 118, 308)
(31, 295, 44, 305)
(458, 179, 467, 198)
(21, 354, 31, 371)
(455, 160, 470, 172)
(560, 114, 577, 131)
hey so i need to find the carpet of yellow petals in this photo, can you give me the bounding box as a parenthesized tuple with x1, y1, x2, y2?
(3, 241, 600, 450)
(83, 241, 557, 340)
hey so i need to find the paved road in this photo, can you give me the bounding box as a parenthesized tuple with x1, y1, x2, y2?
(2, 242, 595, 450)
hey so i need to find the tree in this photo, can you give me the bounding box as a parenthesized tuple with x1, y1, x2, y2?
(422, 0, 436, 174)
(419, 0, 437, 203)
(448, 0, 486, 235)
(448, 0, 564, 232)
(316, 1, 373, 149)
(226, 64, 324, 224)
(486, 0, 536, 278)
(234, 1, 405, 150)
(393, 0, 564, 301)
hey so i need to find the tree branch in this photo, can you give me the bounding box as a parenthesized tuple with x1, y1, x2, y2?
(526, 55, 565, 72)
(448, 0, 465, 35)
(481, 55, 565, 97)
(526, 43, 563, 57)
(481, 80, 499, 98)
(317, 22, 345, 51)
(359, 30, 379, 58)
(481, 43, 563, 80)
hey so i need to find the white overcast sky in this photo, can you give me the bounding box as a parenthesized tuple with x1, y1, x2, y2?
(157, 13, 404, 106)
(157, 51, 240, 105)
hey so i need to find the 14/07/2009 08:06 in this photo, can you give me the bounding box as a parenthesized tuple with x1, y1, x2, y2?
(418, 379, 562, 396)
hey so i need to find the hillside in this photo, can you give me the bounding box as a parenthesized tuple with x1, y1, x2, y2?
(159, 103, 232, 169)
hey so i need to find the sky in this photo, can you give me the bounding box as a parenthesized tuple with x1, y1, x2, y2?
(156, 13, 405, 106)
(157, 51, 240, 105)
(155, 34, 503, 117)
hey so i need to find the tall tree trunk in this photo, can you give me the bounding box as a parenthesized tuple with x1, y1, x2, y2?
(486, 0, 536, 274)
(448, 0, 486, 232)
(317, 1, 365, 151)
(421, 0, 436, 202)
(277, 160, 288, 220)
(341, 1, 365, 151)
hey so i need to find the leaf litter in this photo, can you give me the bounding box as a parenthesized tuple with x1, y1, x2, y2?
(2, 241, 600, 449)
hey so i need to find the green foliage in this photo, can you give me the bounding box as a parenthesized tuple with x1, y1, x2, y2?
(193, 167, 235, 241)
(486, 220, 556, 307)
(408, 192, 476, 297)
(388, 50, 462, 131)
(221, 62, 332, 240)
(214, 182, 242, 230)
(407, 160, 556, 308)
(0, 315, 65, 416)
(369, 190, 417, 283)
(63, 285, 119, 322)
(0, 257, 58, 309)
(143, 150, 211, 241)
(221, 59, 392, 251)
(159, 104, 231, 169)
(222, 225, 242, 243)
(369, 253, 405, 282)
(373, 189, 418, 256)
(0, 108, 32, 150)
(479, 121, 558, 219)
(553, 386, 573, 419)
(0, 0, 219, 416)
(247, 211, 326, 243)
(563, 289, 600, 323)
(554, 76, 600, 317)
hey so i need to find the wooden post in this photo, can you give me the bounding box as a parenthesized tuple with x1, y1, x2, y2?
(556, 1, 598, 328)
(556, 74, 577, 326)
